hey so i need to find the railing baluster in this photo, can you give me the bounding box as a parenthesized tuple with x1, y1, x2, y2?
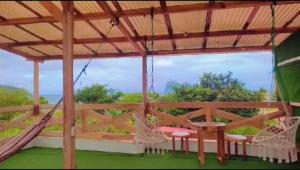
(81, 110, 87, 133)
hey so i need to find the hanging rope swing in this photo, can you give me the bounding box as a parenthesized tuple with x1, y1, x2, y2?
(251, 3, 300, 163)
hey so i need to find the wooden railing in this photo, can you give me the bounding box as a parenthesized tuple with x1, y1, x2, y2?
(0, 102, 293, 143)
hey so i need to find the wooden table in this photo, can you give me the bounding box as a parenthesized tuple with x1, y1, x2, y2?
(191, 122, 226, 166)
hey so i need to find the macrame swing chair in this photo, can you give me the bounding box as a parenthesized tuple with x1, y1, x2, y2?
(250, 3, 300, 163)
(133, 7, 168, 155)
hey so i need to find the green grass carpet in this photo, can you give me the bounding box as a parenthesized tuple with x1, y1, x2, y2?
(0, 147, 299, 169)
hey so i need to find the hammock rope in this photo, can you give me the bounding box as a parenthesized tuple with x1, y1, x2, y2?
(0, 19, 117, 163)
(264, 3, 291, 126)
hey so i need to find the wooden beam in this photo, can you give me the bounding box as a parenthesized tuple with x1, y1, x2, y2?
(3, 26, 299, 48)
(33, 60, 40, 115)
(233, 7, 259, 47)
(1, 1, 298, 26)
(160, 1, 176, 51)
(97, 2, 145, 56)
(111, 1, 148, 52)
(37, 45, 271, 60)
(39, 1, 63, 22)
(73, 8, 122, 53)
(203, 0, 214, 49)
(0, 45, 37, 60)
(61, 1, 75, 169)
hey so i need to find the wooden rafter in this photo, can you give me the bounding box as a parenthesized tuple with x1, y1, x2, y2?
(16, 1, 63, 53)
(39, 1, 63, 22)
(0, 1, 298, 26)
(73, 8, 122, 53)
(3, 26, 298, 48)
(233, 7, 259, 47)
(36, 45, 271, 60)
(264, 10, 300, 46)
(0, 15, 42, 59)
(160, 1, 176, 51)
(203, 1, 214, 49)
(111, 1, 148, 52)
(97, 1, 145, 56)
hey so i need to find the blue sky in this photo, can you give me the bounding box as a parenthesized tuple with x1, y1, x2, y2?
(0, 50, 273, 95)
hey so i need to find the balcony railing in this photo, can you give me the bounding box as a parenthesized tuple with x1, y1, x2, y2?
(0, 102, 293, 143)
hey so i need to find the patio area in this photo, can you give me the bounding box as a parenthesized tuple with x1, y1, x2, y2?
(1, 147, 299, 169)
(0, 1, 300, 169)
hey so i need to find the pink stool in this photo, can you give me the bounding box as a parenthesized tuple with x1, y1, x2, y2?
(171, 131, 190, 155)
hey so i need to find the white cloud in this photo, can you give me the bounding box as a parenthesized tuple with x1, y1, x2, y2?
(154, 59, 174, 67)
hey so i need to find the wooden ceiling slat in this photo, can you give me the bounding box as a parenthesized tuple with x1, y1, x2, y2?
(264, 10, 300, 46)
(73, 8, 122, 53)
(0, 1, 299, 60)
(0, 2, 298, 26)
(38, 45, 272, 60)
(111, 1, 148, 52)
(2, 26, 299, 48)
(97, 1, 145, 56)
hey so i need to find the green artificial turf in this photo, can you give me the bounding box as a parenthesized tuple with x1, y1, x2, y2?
(0, 147, 299, 169)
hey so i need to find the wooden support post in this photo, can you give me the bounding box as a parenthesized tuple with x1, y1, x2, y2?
(33, 60, 39, 115)
(62, 2, 75, 169)
(142, 55, 148, 115)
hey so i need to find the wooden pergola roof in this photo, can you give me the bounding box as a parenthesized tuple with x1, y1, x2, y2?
(0, 1, 300, 61)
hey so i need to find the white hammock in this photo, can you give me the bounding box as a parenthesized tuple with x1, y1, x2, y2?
(251, 117, 300, 163)
(133, 113, 168, 155)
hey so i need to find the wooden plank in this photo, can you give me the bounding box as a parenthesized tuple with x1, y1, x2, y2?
(97, 2, 145, 56)
(73, 8, 122, 53)
(182, 109, 205, 119)
(61, 1, 75, 169)
(111, 1, 148, 52)
(225, 110, 285, 130)
(1, 2, 298, 26)
(213, 109, 245, 121)
(77, 103, 141, 111)
(160, 1, 176, 50)
(152, 102, 285, 109)
(3, 26, 300, 48)
(233, 7, 259, 47)
(202, 0, 214, 49)
(38, 45, 272, 60)
(0, 105, 33, 113)
(39, 1, 63, 23)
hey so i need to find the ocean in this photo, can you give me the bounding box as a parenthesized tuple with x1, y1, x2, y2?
(42, 94, 62, 104)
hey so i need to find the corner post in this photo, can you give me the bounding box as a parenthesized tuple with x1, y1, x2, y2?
(33, 60, 40, 115)
(142, 54, 148, 116)
(62, 1, 75, 169)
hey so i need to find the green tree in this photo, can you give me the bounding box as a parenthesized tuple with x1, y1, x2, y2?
(162, 72, 267, 117)
(117, 93, 159, 103)
(39, 96, 49, 104)
(75, 84, 123, 104)
(0, 86, 34, 121)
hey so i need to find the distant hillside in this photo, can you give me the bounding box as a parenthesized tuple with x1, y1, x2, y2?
(0, 85, 21, 91)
